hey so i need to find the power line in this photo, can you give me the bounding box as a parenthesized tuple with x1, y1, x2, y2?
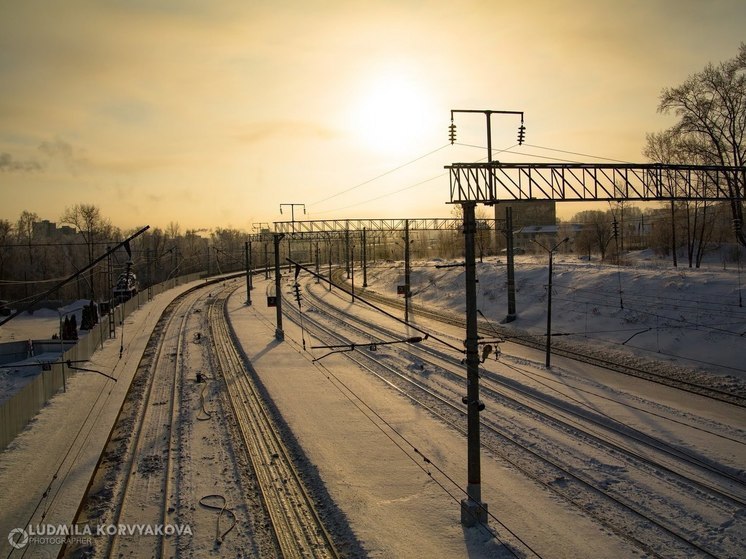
(456, 141, 632, 164)
(312, 143, 519, 215)
(305, 138, 615, 218)
(313, 173, 445, 215)
(310, 143, 451, 207)
(521, 143, 632, 163)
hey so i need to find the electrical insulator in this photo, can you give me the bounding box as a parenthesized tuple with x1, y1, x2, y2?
(448, 122, 457, 144)
(612, 220, 619, 238)
(293, 283, 302, 303)
(517, 123, 526, 145)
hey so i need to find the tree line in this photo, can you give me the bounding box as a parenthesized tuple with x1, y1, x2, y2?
(0, 204, 250, 306)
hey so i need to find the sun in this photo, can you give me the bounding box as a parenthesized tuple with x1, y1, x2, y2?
(346, 71, 437, 156)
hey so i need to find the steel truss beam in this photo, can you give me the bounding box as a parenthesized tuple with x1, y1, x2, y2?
(446, 162, 746, 204)
(261, 230, 348, 242)
(272, 218, 503, 234)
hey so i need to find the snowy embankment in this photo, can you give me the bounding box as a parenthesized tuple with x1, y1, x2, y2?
(363, 253, 746, 385)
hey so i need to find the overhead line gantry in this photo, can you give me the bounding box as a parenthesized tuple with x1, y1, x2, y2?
(272, 218, 498, 234)
(446, 162, 746, 206)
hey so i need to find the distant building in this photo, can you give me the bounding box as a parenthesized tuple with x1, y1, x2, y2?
(494, 200, 557, 228)
(32, 220, 77, 238)
(32, 220, 56, 238)
(514, 223, 585, 248)
(493, 200, 557, 249)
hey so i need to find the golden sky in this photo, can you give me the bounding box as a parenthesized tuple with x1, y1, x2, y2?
(1, 0, 745, 231)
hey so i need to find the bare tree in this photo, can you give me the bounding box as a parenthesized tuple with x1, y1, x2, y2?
(60, 204, 114, 299)
(0, 219, 12, 299)
(646, 128, 723, 267)
(183, 229, 208, 275)
(574, 210, 613, 260)
(654, 43, 746, 247)
(165, 221, 181, 240)
(211, 228, 246, 273)
(14, 210, 38, 245)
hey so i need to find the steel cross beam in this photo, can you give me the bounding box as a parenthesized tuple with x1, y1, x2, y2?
(446, 162, 746, 204)
(272, 218, 504, 234)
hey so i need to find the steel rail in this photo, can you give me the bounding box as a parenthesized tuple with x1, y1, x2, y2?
(304, 282, 746, 505)
(290, 282, 733, 559)
(328, 269, 746, 407)
(207, 287, 339, 559)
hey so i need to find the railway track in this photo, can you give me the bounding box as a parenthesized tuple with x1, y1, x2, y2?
(101, 287, 201, 558)
(66, 276, 338, 558)
(306, 281, 746, 497)
(290, 276, 746, 558)
(206, 286, 339, 559)
(330, 268, 746, 408)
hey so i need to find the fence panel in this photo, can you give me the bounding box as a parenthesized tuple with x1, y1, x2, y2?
(0, 271, 206, 452)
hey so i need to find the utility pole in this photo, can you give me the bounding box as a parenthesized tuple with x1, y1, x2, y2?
(253, 223, 271, 279)
(345, 227, 351, 279)
(350, 243, 355, 302)
(264, 241, 270, 279)
(147, 248, 153, 300)
(533, 237, 569, 368)
(107, 248, 116, 338)
(245, 241, 252, 306)
(449, 108, 525, 528)
(280, 203, 305, 272)
(315, 241, 320, 284)
(404, 219, 411, 324)
(362, 227, 368, 288)
(505, 206, 516, 322)
(461, 202, 487, 526)
(328, 236, 333, 292)
(273, 233, 285, 340)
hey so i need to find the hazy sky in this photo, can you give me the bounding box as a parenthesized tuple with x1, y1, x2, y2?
(1, 0, 745, 231)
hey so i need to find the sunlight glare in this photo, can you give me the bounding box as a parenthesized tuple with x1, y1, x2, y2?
(346, 71, 437, 156)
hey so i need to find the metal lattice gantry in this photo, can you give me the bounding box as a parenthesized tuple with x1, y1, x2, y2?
(446, 162, 746, 204)
(272, 218, 479, 234)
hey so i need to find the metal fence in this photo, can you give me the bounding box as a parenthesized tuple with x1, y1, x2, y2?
(0, 272, 206, 452)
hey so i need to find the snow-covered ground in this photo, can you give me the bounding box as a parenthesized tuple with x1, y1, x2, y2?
(226, 261, 746, 558)
(1, 257, 745, 558)
(0, 299, 91, 343)
(0, 300, 95, 407)
(363, 252, 746, 382)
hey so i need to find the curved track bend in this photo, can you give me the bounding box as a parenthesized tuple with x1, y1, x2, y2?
(66, 278, 339, 558)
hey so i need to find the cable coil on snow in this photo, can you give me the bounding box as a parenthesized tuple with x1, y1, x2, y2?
(198, 494, 236, 544)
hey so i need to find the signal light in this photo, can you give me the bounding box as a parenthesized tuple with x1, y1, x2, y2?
(448, 122, 457, 144)
(517, 123, 526, 145)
